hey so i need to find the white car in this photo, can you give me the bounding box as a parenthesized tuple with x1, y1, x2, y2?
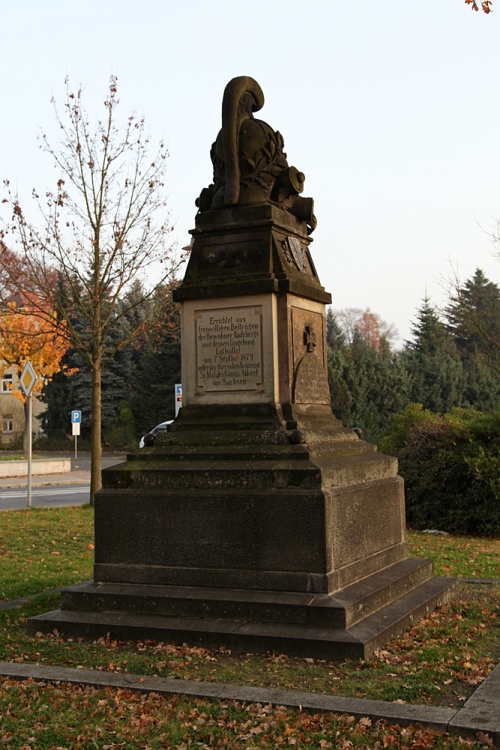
(139, 420, 173, 448)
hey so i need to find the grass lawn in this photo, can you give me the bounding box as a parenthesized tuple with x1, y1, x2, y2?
(0, 506, 499, 749)
(0, 505, 94, 602)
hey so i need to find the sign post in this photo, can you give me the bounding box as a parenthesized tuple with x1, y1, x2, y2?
(20, 361, 37, 508)
(175, 383, 182, 417)
(71, 411, 81, 459)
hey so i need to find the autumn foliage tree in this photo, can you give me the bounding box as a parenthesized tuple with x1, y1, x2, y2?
(465, 0, 493, 12)
(0, 301, 69, 451)
(357, 308, 381, 351)
(333, 307, 397, 350)
(0, 77, 182, 503)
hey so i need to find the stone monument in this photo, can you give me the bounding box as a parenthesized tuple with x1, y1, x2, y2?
(29, 77, 456, 659)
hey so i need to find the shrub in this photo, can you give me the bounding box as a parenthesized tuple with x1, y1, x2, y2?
(102, 400, 136, 450)
(380, 404, 500, 535)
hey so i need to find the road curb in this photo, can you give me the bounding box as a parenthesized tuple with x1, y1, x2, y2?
(0, 479, 90, 490)
(0, 661, 498, 745)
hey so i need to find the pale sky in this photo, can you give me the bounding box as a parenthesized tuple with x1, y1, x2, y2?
(1, 1, 499, 345)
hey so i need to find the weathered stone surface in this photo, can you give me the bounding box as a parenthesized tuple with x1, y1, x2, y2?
(195, 76, 317, 235)
(28, 574, 456, 661)
(173, 204, 330, 304)
(61, 557, 435, 629)
(449, 663, 500, 745)
(89, 403, 409, 595)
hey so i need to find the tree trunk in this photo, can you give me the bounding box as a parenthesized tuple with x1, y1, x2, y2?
(90, 360, 102, 506)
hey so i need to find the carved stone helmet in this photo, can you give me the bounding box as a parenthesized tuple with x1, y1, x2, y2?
(196, 76, 316, 234)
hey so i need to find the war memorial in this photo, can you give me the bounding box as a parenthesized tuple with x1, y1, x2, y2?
(29, 77, 456, 659)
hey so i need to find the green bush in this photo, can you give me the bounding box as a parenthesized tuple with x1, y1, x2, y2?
(102, 400, 136, 450)
(380, 404, 500, 535)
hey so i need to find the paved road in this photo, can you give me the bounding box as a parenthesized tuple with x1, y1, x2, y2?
(0, 483, 91, 510)
(0, 454, 126, 510)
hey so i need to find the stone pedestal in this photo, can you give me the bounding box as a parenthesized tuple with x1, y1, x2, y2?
(29, 204, 456, 659)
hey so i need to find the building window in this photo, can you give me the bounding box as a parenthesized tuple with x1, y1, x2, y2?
(2, 415, 13, 433)
(1, 374, 13, 393)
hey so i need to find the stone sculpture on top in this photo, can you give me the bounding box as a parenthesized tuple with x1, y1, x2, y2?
(196, 76, 317, 235)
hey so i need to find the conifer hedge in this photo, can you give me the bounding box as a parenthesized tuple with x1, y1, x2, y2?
(380, 404, 500, 535)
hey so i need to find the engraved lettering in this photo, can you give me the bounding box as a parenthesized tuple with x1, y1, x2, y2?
(196, 308, 262, 391)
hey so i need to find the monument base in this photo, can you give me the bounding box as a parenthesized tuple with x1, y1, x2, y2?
(28, 559, 455, 661)
(28, 404, 457, 659)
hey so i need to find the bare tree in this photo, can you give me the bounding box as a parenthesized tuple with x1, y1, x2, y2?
(1, 77, 183, 503)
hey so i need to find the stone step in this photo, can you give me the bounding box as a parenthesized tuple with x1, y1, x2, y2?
(59, 558, 434, 630)
(165, 427, 358, 442)
(102, 460, 323, 490)
(167, 426, 359, 443)
(306, 441, 377, 458)
(103, 452, 396, 491)
(288, 429, 365, 446)
(347, 577, 459, 656)
(131, 441, 376, 464)
(28, 576, 457, 661)
(316, 453, 398, 488)
(330, 557, 434, 626)
(159, 430, 293, 447)
(170, 420, 288, 432)
(130, 444, 312, 462)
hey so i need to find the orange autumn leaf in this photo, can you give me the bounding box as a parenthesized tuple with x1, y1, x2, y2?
(465, 0, 493, 11)
(0, 300, 70, 401)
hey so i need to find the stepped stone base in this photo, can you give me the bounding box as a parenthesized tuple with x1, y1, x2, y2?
(28, 559, 457, 660)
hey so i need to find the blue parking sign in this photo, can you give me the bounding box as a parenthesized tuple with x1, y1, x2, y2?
(71, 410, 81, 424)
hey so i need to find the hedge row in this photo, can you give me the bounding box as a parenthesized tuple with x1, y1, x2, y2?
(380, 404, 500, 535)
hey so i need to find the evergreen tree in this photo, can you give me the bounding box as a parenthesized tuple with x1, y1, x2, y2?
(41, 281, 145, 443)
(446, 268, 500, 365)
(443, 269, 500, 412)
(130, 287, 181, 437)
(406, 297, 464, 413)
(326, 307, 345, 350)
(40, 355, 73, 439)
(328, 326, 410, 442)
(461, 357, 500, 412)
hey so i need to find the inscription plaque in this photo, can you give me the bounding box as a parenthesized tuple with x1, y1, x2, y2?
(196, 307, 262, 391)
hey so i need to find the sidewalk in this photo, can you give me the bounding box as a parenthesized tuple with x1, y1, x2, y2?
(0, 469, 91, 489)
(0, 452, 126, 490)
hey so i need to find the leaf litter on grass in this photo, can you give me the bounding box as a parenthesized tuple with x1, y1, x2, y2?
(1, 583, 498, 711)
(0, 678, 491, 749)
(0, 509, 499, 747)
(0, 505, 94, 602)
(407, 530, 500, 579)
